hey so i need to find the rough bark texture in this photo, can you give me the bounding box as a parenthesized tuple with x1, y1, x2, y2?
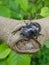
(0, 16, 49, 53)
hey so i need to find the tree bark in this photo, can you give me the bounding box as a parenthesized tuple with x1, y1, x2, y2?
(0, 16, 49, 53)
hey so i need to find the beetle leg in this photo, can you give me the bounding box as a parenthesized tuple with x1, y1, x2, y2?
(12, 27, 22, 35)
(33, 37, 41, 48)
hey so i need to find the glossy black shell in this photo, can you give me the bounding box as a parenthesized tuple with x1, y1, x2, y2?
(21, 22, 41, 39)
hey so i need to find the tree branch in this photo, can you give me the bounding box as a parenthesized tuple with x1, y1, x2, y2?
(0, 16, 49, 53)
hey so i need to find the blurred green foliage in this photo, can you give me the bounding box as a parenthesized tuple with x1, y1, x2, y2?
(0, 0, 49, 65)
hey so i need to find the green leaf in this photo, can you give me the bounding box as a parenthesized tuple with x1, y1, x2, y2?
(7, 51, 31, 65)
(27, 3, 36, 19)
(7, 0, 19, 11)
(15, 0, 28, 11)
(0, 42, 11, 59)
(11, 10, 24, 20)
(28, 3, 36, 17)
(7, 0, 25, 19)
(0, 0, 8, 5)
(0, 1, 2, 5)
(44, 0, 49, 6)
(0, 6, 11, 17)
(0, 60, 7, 65)
(40, 7, 49, 17)
(44, 40, 49, 48)
(36, 0, 44, 11)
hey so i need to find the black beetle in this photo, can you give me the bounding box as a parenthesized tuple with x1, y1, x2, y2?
(21, 22, 41, 40)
